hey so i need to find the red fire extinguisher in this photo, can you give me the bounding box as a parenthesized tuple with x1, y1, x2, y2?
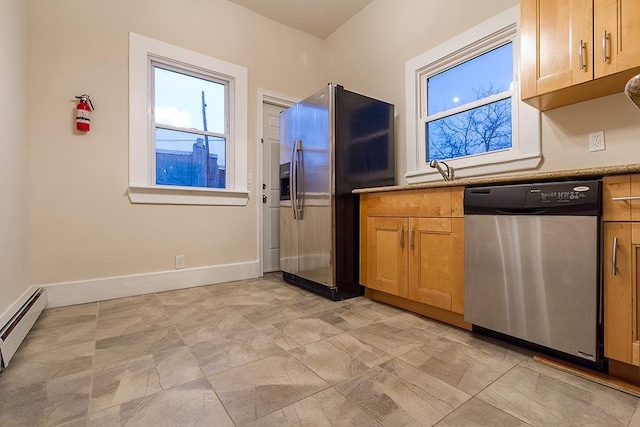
(75, 94, 94, 132)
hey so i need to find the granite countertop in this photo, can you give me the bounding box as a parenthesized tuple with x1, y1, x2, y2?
(353, 163, 640, 194)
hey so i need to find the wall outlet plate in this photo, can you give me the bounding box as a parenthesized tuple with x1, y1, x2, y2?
(589, 131, 605, 152)
(175, 255, 186, 270)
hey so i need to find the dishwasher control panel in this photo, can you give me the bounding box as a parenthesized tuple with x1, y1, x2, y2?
(529, 182, 597, 205)
(464, 179, 601, 216)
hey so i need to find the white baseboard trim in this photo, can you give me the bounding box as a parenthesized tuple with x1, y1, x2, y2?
(43, 261, 261, 308)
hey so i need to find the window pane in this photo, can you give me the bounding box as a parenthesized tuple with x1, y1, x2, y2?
(427, 43, 513, 115)
(154, 67, 226, 134)
(155, 128, 226, 188)
(426, 98, 512, 161)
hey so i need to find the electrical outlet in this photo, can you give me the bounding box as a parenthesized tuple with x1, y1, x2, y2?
(175, 255, 186, 270)
(589, 131, 606, 152)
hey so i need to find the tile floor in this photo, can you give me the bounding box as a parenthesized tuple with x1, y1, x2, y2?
(1, 273, 640, 426)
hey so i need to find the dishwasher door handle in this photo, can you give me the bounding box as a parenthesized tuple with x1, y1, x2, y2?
(612, 237, 618, 276)
(495, 208, 548, 215)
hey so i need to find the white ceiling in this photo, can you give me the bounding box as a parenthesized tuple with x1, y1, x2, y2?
(228, 0, 373, 39)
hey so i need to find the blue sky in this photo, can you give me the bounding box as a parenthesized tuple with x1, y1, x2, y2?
(427, 43, 513, 115)
(153, 67, 227, 165)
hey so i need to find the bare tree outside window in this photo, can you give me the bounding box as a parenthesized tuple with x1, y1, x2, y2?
(424, 42, 513, 163)
(427, 86, 512, 161)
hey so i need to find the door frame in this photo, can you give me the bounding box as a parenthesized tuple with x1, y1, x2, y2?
(257, 89, 298, 275)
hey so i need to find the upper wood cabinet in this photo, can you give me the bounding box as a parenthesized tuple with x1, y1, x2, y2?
(594, 0, 640, 78)
(521, 0, 640, 110)
(521, 0, 593, 99)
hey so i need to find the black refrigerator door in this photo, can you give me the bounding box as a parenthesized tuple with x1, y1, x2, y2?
(333, 86, 396, 299)
(334, 85, 395, 195)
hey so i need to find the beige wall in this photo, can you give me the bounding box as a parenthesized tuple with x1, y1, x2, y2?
(21, 0, 640, 293)
(539, 93, 640, 172)
(27, 0, 325, 285)
(0, 0, 29, 315)
(325, 0, 640, 184)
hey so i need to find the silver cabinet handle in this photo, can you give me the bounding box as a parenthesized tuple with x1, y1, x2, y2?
(399, 226, 405, 248)
(410, 226, 415, 249)
(579, 39, 586, 71)
(612, 237, 618, 276)
(612, 196, 640, 201)
(602, 30, 609, 63)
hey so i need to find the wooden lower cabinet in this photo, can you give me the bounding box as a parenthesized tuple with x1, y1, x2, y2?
(366, 217, 408, 298)
(361, 187, 467, 328)
(604, 222, 640, 366)
(366, 216, 464, 313)
(408, 217, 464, 314)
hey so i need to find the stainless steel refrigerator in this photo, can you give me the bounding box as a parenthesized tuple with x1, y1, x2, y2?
(279, 84, 395, 300)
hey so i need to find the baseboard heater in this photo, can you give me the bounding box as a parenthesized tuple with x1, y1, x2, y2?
(0, 288, 47, 371)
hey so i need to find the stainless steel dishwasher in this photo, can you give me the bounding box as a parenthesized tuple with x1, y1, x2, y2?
(464, 180, 602, 367)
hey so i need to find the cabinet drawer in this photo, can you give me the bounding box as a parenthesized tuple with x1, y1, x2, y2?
(603, 174, 640, 221)
(364, 187, 463, 218)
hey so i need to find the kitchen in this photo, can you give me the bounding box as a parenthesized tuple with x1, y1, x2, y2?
(2, 0, 640, 425)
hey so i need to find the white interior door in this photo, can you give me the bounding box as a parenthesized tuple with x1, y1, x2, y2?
(262, 102, 285, 272)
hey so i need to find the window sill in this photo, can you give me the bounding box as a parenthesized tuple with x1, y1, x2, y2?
(128, 185, 250, 206)
(405, 154, 542, 184)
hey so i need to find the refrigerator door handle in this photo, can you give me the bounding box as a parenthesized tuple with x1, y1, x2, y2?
(291, 140, 303, 220)
(290, 141, 298, 220)
(295, 140, 303, 219)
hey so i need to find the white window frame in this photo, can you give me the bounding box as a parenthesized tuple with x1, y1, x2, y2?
(404, 6, 540, 184)
(128, 32, 249, 205)
(151, 60, 231, 186)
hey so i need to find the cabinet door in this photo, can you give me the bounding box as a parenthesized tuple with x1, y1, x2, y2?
(603, 174, 640, 222)
(407, 217, 464, 313)
(366, 217, 408, 297)
(604, 222, 640, 365)
(521, 0, 593, 98)
(595, 0, 640, 78)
